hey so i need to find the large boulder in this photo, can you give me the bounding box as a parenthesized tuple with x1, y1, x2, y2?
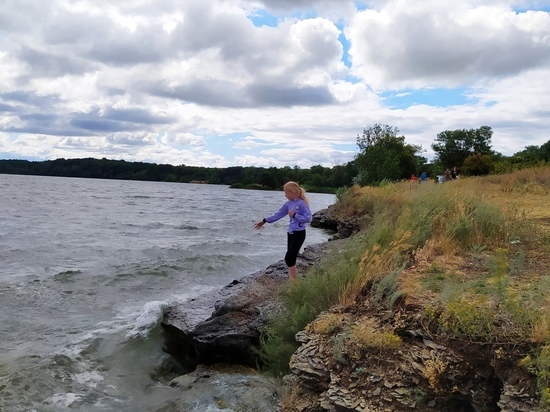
(311, 205, 361, 239)
(310, 205, 340, 232)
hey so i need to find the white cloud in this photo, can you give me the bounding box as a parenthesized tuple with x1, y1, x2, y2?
(233, 137, 262, 149)
(347, 1, 550, 90)
(0, 0, 549, 168)
(162, 132, 206, 146)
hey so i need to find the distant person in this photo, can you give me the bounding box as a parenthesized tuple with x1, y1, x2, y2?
(444, 168, 452, 182)
(451, 166, 459, 180)
(255, 181, 312, 281)
(420, 172, 427, 183)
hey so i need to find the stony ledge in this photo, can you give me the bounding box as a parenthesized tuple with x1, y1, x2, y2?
(161, 241, 335, 371)
(160, 207, 539, 412)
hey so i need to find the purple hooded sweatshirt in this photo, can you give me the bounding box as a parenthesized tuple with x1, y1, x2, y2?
(264, 198, 312, 234)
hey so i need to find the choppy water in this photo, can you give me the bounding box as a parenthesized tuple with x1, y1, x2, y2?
(0, 174, 336, 411)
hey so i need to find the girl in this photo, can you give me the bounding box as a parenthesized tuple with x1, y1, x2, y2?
(255, 181, 312, 281)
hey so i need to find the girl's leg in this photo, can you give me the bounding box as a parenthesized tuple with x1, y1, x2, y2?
(288, 265, 297, 280)
(285, 231, 306, 280)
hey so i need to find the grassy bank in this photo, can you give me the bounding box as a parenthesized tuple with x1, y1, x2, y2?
(258, 166, 550, 407)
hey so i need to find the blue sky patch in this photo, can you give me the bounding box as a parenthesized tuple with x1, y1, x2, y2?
(247, 8, 320, 28)
(381, 87, 477, 109)
(355, 1, 370, 12)
(333, 142, 357, 152)
(248, 10, 278, 27)
(336, 26, 351, 68)
(514, 5, 550, 13)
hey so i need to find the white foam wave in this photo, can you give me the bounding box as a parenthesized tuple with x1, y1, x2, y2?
(191, 407, 226, 412)
(125, 300, 167, 339)
(47, 392, 82, 408)
(72, 370, 104, 388)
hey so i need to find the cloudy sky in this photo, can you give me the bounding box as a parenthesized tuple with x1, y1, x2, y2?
(1, 0, 549, 168)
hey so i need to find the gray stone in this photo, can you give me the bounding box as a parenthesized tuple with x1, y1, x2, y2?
(159, 365, 281, 412)
(310, 206, 361, 239)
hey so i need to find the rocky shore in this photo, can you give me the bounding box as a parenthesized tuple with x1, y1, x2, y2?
(160, 207, 539, 412)
(161, 241, 338, 372)
(160, 236, 346, 410)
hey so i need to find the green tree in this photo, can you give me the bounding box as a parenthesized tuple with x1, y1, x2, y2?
(461, 153, 494, 176)
(431, 126, 493, 168)
(330, 164, 353, 187)
(512, 145, 542, 164)
(541, 140, 550, 162)
(259, 170, 276, 188)
(354, 124, 423, 186)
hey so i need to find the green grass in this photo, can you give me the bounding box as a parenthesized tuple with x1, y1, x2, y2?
(257, 238, 364, 377)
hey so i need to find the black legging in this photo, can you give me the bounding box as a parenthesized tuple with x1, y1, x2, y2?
(285, 230, 306, 267)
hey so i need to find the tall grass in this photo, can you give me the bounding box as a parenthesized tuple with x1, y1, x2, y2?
(485, 166, 550, 193)
(341, 179, 526, 305)
(258, 167, 549, 390)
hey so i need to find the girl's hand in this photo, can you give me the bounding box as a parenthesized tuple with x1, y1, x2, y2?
(289, 209, 295, 217)
(254, 220, 265, 229)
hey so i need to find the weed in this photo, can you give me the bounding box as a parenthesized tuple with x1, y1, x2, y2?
(424, 357, 448, 392)
(470, 244, 487, 254)
(437, 293, 497, 340)
(257, 238, 363, 376)
(350, 367, 369, 378)
(330, 319, 401, 364)
(341, 230, 411, 306)
(310, 312, 347, 335)
(520, 345, 550, 410)
(412, 390, 430, 406)
(257, 325, 299, 378)
(374, 267, 402, 307)
(490, 248, 510, 302)
(332, 333, 349, 364)
(533, 307, 550, 344)
(347, 321, 401, 353)
(421, 264, 450, 293)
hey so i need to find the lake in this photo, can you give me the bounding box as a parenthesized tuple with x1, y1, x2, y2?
(0, 174, 336, 411)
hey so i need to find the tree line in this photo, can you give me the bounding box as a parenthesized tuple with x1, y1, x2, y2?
(353, 124, 550, 186)
(0, 157, 354, 193)
(0, 124, 548, 190)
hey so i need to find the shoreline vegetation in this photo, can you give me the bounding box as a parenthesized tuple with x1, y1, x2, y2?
(257, 166, 550, 411)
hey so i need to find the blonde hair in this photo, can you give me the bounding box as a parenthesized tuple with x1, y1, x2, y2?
(284, 181, 309, 206)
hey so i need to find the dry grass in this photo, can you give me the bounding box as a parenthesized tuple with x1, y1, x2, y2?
(404, 169, 550, 343)
(329, 317, 402, 366)
(334, 167, 550, 344)
(309, 312, 349, 335)
(533, 311, 550, 344)
(340, 230, 412, 306)
(424, 357, 448, 392)
(347, 318, 401, 351)
(484, 167, 550, 193)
